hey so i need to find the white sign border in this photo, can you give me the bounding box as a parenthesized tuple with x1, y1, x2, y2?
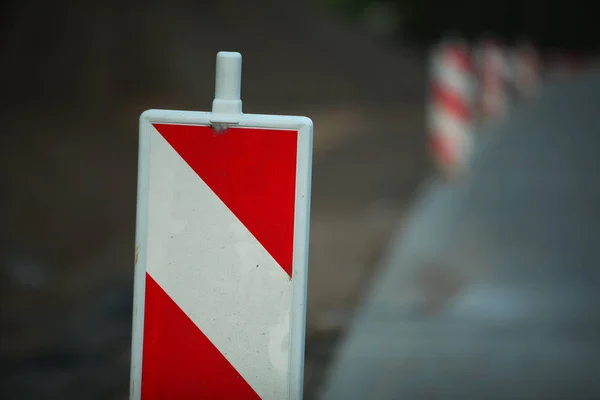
(130, 109, 313, 400)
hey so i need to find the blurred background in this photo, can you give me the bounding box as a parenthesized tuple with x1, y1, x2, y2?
(0, 0, 598, 399)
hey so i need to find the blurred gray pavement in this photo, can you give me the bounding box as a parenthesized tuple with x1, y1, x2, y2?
(322, 73, 600, 399)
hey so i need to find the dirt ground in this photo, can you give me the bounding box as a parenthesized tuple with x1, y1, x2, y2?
(0, 1, 430, 398)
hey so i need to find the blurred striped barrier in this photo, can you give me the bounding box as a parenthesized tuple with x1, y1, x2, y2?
(428, 35, 598, 179)
(427, 38, 475, 179)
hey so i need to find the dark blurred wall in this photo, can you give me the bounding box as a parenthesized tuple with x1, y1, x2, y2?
(326, 0, 599, 51)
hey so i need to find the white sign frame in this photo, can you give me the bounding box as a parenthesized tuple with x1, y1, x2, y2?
(130, 52, 313, 400)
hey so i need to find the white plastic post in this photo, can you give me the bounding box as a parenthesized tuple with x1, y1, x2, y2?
(211, 51, 243, 124)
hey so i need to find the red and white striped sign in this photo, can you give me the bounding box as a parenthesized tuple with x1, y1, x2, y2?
(512, 41, 541, 100)
(476, 39, 510, 122)
(428, 39, 475, 177)
(130, 53, 313, 400)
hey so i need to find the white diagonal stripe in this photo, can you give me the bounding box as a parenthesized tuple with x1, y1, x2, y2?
(146, 126, 293, 399)
(431, 57, 476, 99)
(429, 103, 473, 137)
(428, 104, 473, 162)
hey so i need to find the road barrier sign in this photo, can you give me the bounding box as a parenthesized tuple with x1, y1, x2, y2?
(130, 52, 313, 400)
(512, 41, 541, 100)
(428, 38, 475, 178)
(476, 39, 511, 123)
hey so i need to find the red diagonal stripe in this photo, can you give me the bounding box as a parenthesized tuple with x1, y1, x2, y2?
(443, 45, 472, 72)
(431, 83, 471, 121)
(153, 124, 297, 277)
(141, 274, 261, 399)
(429, 133, 457, 166)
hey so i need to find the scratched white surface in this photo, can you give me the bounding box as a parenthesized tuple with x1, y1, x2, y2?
(323, 73, 600, 400)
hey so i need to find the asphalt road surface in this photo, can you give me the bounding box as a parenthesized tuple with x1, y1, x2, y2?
(322, 72, 600, 399)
